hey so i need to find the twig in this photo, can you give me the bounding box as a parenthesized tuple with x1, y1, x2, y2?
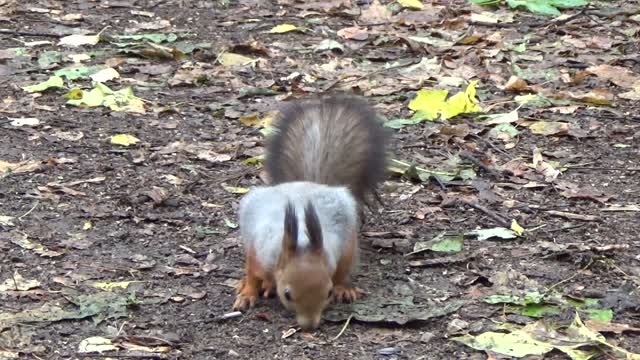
(18, 201, 39, 220)
(460, 151, 503, 179)
(332, 314, 353, 341)
(565, 166, 640, 172)
(0, 29, 61, 37)
(546, 258, 593, 292)
(459, 199, 511, 228)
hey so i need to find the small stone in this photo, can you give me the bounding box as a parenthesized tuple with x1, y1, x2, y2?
(420, 331, 435, 343)
(228, 350, 240, 357)
(447, 318, 469, 334)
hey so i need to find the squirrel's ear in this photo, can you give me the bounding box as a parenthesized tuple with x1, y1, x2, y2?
(304, 202, 323, 253)
(283, 202, 298, 255)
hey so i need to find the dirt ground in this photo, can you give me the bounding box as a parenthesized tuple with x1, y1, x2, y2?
(1, 0, 639, 359)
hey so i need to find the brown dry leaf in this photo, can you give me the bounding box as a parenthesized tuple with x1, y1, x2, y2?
(360, 0, 391, 24)
(585, 320, 640, 334)
(503, 75, 529, 91)
(5, 231, 64, 257)
(40, 184, 86, 196)
(588, 36, 614, 50)
(532, 147, 560, 182)
(619, 86, 640, 100)
(529, 121, 569, 136)
(337, 26, 369, 41)
(546, 105, 579, 114)
(197, 151, 232, 163)
(0, 272, 41, 291)
(439, 124, 471, 139)
(586, 64, 640, 89)
(0, 159, 42, 174)
(556, 180, 611, 204)
(569, 89, 614, 105)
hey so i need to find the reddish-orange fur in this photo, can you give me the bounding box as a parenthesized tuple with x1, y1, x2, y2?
(233, 247, 276, 310)
(233, 230, 361, 328)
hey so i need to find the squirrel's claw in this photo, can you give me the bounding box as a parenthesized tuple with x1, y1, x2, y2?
(261, 279, 276, 298)
(233, 277, 259, 310)
(332, 285, 364, 304)
(233, 294, 257, 311)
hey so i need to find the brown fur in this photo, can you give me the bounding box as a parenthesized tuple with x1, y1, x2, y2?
(265, 95, 389, 203)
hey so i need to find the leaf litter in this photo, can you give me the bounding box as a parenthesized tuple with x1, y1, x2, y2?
(1, 0, 639, 358)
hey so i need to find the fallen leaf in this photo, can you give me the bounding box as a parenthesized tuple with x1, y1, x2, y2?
(337, 26, 368, 41)
(110, 134, 140, 146)
(89, 67, 120, 82)
(77, 336, 118, 353)
(269, 24, 298, 33)
(586, 64, 640, 89)
(59, 33, 100, 47)
(0, 272, 41, 291)
(397, 0, 423, 10)
(9, 117, 40, 127)
(360, 0, 391, 23)
(22, 76, 64, 93)
(217, 52, 257, 67)
(467, 227, 517, 241)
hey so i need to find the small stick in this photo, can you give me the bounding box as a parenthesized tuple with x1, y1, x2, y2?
(18, 201, 39, 220)
(460, 199, 511, 228)
(332, 314, 353, 341)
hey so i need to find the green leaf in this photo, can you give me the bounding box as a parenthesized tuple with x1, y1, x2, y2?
(22, 76, 64, 93)
(549, 0, 588, 8)
(55, 65, 106, 80)
(315, 39, 344, 52)
(224, 218, 238, 229)
(484, 294, 522, 305)
(431, 235, 464, 253)
(453, 331, 553, 357)
(582, 308, 613, 322)
(37, 51, 64, 68)
(520, 304, 562, 317)
(383, 118, 423, 129)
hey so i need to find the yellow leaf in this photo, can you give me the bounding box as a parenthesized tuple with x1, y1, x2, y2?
(218, 52, 257, 67)
(110, 134, 140, 146)
(223, 185, 250, 194)
(91, 281, 131, 291)
(408, 89, 449, 120)
(269, 24, 298, 34)
(398, 0, 423, 9)
(83, 221, 92, 230)
(409, 81, 482, 121)
(510, 219, 525, 236)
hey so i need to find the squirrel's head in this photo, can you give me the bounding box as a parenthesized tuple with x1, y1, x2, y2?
(275, 202, 333, 331)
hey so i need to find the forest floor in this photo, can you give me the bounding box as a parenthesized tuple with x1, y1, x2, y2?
(1, 0, 639, 359)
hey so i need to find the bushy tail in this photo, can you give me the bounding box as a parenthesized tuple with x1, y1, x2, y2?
(265, 95, 388, 202)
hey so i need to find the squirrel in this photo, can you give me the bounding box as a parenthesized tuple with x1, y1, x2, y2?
(232, 95, 388, 330)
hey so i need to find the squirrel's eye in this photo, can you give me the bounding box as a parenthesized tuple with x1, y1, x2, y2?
(328, 289, 334, 299)
(284, 288, 292, 301)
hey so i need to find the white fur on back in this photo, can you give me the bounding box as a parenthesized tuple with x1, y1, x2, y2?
(238, 181, 358, 272)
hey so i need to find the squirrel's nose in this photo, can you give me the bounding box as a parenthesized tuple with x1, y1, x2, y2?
(297, 315, 321, 331)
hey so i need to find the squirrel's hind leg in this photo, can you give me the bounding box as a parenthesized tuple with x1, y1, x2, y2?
(233, 248, 264, 310)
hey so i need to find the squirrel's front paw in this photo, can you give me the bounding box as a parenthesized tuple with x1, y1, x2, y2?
(233, 278, 259, 310)
(233, 293, 257, 310)
(332, 285, 364, 304)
